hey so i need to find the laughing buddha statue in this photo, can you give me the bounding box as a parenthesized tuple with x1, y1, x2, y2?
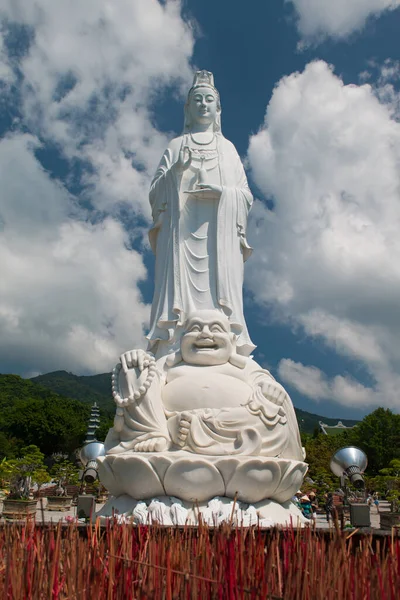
(106, 310, 303, 463)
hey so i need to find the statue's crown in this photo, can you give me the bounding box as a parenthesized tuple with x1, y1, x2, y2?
(192, 70, 215, 88)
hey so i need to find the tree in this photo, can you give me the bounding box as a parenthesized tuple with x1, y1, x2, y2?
(347, 408, 400, 474)
(50, 457, 80, 495)
(6, 445, 50, 499)
(303, 431, 349, 482)
(0, 375, 90, 457)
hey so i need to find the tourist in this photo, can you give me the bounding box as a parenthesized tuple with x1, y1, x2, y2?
(300, 495, 313, 520)
(325, 492, 334, 522)
(309, 491, 318, 520)
(291, 490, 302, 509)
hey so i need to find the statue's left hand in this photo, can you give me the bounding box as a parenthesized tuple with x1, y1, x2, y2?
(260, 380, 287, 407)
(120, 349, 151, 374)
(189, 183, 222, 200)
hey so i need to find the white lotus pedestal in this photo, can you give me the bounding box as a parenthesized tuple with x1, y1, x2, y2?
(97, 452, 308, 526)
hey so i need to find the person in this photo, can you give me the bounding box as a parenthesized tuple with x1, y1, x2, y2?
(291, 490, 302, 509)
(373, 492, 380, 513)
(147, 70, 255, 359)
(300, 495, 313, 520)
(325, 492, 334, 523)
(309, 491, 318, 520)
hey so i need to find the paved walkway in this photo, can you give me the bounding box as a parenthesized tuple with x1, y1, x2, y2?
(0, 499, 392, 529)
(314, 500, 390, 530)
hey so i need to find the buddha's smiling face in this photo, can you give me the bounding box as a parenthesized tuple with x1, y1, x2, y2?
(181, 310, 234, 366)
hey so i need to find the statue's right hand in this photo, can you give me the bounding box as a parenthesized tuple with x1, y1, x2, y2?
(120, 349, 150, 374)
(173, 145, 192, 172)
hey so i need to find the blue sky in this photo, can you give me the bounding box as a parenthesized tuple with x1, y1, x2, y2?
(1, 1, 400, 420)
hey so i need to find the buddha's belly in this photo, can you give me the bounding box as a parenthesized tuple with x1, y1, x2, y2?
(162, 373, 252, 412)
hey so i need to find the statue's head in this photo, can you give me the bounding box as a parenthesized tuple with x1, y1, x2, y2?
(180, 310, 235, 366)
(184, 70, 221, 133)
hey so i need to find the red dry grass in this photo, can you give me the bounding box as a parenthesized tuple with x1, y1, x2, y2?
(0, 519, 398, 599)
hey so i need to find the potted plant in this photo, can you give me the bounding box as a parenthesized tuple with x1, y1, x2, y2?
(377, 461, 400, 529)
(2, 445, 50, 519)
(46, 457, 80, 511)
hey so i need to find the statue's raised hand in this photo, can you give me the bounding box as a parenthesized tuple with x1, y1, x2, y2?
(173, 145, 192, 172)
(120, 349, 151, 374)
(113, 349, 156, 407)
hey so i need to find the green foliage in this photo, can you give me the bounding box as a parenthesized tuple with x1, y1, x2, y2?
(50, 458, 80, 494)
(379, 459, 400, 478)
(303, 431, 349, 489)
(304, 409, 400, 495)
(31, 370, 114, 416)
(29, 370, 115, 438)
(346, 408, 400, 474)
(0, 374, 90, 457)
(5, 445, 50, 499)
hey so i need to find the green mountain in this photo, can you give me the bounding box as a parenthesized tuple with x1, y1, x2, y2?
(0, 374, 91, 457)
(31, 370, 114, 416)
(30, 370, 359, 434)
(295, 407, 358, 434)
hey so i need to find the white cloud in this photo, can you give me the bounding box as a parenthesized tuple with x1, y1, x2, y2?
(278, 359, 376, 408)
(0, 133, 149, 375)
(298, 311, 386, 366)
(247, 60, 400, 410)
(374, 59, 400, 119)
(0, 0, 194, 213)
(287, 0, 400, 41)
(278, 359, 331, 400)
(0, 1, 195, 375)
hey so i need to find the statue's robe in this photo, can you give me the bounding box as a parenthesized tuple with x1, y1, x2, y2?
(105, 357, 304, 463)
(147, 134, 255, 357)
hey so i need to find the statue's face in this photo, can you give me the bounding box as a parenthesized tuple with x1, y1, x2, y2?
(187, 86, 219, 127)
(181, 311, 234, 366)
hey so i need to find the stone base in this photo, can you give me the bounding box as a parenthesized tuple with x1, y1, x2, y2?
(46, 496, 73, 511)
(2, 499, 38, 519)
(97, 452, 308, 505)
(380, 512, 400, 529)
(96, 494, 309, 527)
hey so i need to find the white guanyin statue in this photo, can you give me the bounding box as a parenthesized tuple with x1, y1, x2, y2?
(97, 72, 308, 526)
(147, 70, 254, 359)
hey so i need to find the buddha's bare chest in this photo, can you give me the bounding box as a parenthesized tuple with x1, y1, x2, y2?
(162, 372, 252, 411)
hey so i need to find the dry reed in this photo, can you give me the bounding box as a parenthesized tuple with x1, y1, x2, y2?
(0, 519, 398, 599)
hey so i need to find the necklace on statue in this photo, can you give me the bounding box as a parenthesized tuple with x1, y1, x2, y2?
(190, 132, 215, 146)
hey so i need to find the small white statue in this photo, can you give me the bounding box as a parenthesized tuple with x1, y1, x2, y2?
(170, 498, 188, 526)
(105, 309, 303, 462)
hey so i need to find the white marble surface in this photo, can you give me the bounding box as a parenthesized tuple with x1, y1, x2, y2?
(147, 70, 254, 359)
(97, 495, 309, 528)
(98, 71, 307, 523)
(106, 311, 304, 463)
(98, 451, 307, 504)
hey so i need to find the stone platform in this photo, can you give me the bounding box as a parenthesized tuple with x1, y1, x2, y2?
(98, 452, 308, 505)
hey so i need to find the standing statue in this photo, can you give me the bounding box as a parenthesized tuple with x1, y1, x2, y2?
(147, 70, 255, 359)
(97, 72, 308, 527)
